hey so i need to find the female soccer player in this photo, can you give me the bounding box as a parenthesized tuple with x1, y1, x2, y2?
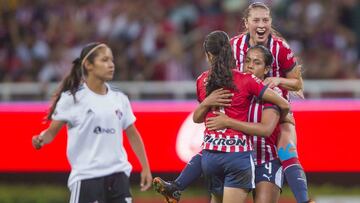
(153, 3, 312, 203)
(230, 2, 310, 202)
(32, 42, 152, 203)
(207, 45, 284, 203)
(195, 30, 289, 203)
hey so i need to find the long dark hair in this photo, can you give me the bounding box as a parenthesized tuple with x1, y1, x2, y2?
(204, 30, 236, 96)
(47, 42, 105, 120)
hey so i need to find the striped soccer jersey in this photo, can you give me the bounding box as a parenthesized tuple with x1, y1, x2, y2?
(196, 69, 267, 153)
(230, 33, 297, 100)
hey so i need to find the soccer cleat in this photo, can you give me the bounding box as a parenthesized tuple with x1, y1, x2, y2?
(153, 177, 181, 203)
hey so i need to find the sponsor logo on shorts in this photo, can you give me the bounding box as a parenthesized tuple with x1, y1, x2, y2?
(263, 174, 272, 181)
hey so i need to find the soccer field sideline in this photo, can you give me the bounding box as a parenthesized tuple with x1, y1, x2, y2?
(1, 183, 360, 203)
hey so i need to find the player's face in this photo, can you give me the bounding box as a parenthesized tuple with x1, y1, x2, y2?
(88, 47, 115, 81)
(244, 49, 268, 80)
(245, 7, 272, 46)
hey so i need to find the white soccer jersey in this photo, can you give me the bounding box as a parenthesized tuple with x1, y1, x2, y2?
(52, 83, 136, 188)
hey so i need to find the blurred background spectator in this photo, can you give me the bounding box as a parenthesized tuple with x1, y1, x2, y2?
(0, 0, 359, 83)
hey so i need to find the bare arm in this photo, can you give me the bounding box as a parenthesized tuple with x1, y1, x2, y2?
(193, 88, 232, 123)
(206, 108, 280, 137)
(264, 65, 303, 91)
(32, 120, 66, 149)
(261, 88, 290, 121)
(125, 124, 152, 191)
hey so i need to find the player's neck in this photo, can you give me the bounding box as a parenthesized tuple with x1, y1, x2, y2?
(85, 78, 107, 95)
(249, 38, 268, 47)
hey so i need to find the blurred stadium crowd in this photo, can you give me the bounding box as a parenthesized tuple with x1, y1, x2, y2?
(0, 0, 359, 83)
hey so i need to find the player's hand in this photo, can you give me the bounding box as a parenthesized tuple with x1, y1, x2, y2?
(203, 88, 233, 107)
(32, 134, 44, 150)
(263, 77, 281, 88)
(206, 111, 229, 130)
(140, 168, 152, 191)
(290, 89, 305, 99)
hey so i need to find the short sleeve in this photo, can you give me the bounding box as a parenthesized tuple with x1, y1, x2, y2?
(278, 41, 297, 73)
(122, 95, 136, 130)
(52, 92, 74, 123)
(245, 74, 267, 99)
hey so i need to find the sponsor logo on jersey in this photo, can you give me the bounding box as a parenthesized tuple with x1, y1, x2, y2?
(93, 126, 116, 134)
(204, 135, 247, 146)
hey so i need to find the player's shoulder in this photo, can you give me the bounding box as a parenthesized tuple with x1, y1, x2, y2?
(196, 70, 209, 81)
(271, 35, 291, 50)
(232, 71, 261, 84)
(108, 84, 129, 100)
(232, 70, 252, 78)
(61, 84, 85, 99)
(230, 33, 246, 44)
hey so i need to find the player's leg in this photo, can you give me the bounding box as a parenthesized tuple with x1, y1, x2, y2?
(223, 187, 249, 203)
(175, 152, 203, 190)
(253, 159, 283, 203)
(153, 153, 202, 203)
(210, 193, 223, 203)
(254, 182, 280, 203)
(222, 151, 255, 203)
(278, 121, 310, 203)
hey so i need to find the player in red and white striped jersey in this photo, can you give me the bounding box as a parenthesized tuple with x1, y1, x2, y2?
(193, 30, 289, 203)
(207, 45, 284, 203)
(229, 2, 312, 203)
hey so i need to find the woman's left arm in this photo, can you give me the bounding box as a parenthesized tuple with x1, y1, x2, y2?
(125, 124, 152, 191)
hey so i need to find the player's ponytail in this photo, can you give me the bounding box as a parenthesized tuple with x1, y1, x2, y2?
(47, 42, 105, 120)
(204, 30, 236, 96)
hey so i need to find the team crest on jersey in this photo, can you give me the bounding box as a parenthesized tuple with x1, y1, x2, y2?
(115, 109, 123, 120)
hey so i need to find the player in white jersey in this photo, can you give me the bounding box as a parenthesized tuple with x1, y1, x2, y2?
(32, 42, 152, 203)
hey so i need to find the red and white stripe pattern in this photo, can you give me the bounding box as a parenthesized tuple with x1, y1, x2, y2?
(230, 33, 296, 100)
(248, 97, 279, 165)
(202, 133, 253, 153)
